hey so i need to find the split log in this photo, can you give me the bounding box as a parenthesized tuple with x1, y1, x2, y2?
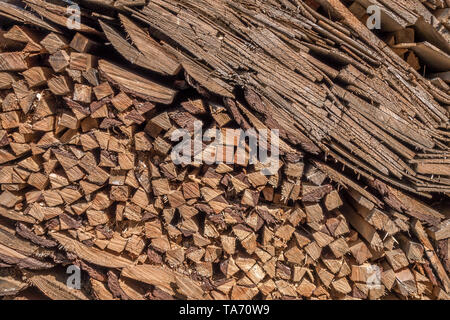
(0, 0, 448, 301)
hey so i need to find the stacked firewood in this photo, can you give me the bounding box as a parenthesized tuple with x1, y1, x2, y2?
(347, 0, 450, 86)
(0, 0, 449, 300)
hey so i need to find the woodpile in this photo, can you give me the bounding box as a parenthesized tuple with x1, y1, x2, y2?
(0, 0, 449, 300)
